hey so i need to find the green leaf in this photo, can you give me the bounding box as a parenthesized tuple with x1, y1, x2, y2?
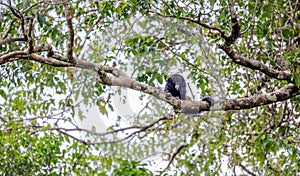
(0, 89, 7, 100)
(294, 74, 300, 87)
(156, 74, 163, 84)
(282, 28, 293, 39)
(37, 14, 46, 26)
(255, 131, 266, 142)
(271, 142, 279, 153)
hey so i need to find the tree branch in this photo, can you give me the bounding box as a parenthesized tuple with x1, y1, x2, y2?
(91, 62, 299, 112)
(218, 44, 293, 81)
(0, 51, 27, 64)
(3, 19, 17, 39)
(219, 83, 299, 110)
(183, 83, 299, 112)
(27, 18, 34, 53)
(0, 2, 21, 19)
(0, 37, 26, 45)
(1, 52, 298, 113)
(223, 0, 241, 45)
(163, 143, 189, 172)
(30, 53, 73, 67)
(146, 10, 225, 36)
(51, 59, 300, 112)
(63, 2, 75, 64)
(239, 163, 257, 176)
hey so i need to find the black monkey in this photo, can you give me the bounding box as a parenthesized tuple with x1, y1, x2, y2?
(202, 96, 214, 107)
(164, 74, 186, 100)
(164, 74, 214, 107)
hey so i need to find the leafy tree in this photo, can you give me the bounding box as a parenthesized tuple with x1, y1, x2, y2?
(0, 0, 299, 175)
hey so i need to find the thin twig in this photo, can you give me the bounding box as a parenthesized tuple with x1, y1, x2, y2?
(163, 143, 189, 172)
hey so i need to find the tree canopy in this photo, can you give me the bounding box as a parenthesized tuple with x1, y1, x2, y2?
(0, 0, 300, 175)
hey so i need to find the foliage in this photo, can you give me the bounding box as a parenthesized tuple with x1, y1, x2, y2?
(0, 0, 299, 175)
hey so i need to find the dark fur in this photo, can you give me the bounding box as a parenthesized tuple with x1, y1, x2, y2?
(164, 74, 186, 100)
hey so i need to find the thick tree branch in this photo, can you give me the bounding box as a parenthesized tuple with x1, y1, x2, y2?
(185, 84, 298, 112)
(30, 53, 73, 67)
(0, 37, 26, 45)
(219, 44, 293, 81)
(1, 52, 298, 113)
(94, 66, 182, 111)
(63, 2, 75, 64)
(75, 60, 299, 113)
(0, 52, 183, 112)
(184, 84, 299, 112)
(90, 63, 298, 113)
(27, 18, 34, 53)
(221, 84, 299, 110)
(0, 45, 59, 64)
(223, 0, 241, 45)
(0, 51, 27, 63)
